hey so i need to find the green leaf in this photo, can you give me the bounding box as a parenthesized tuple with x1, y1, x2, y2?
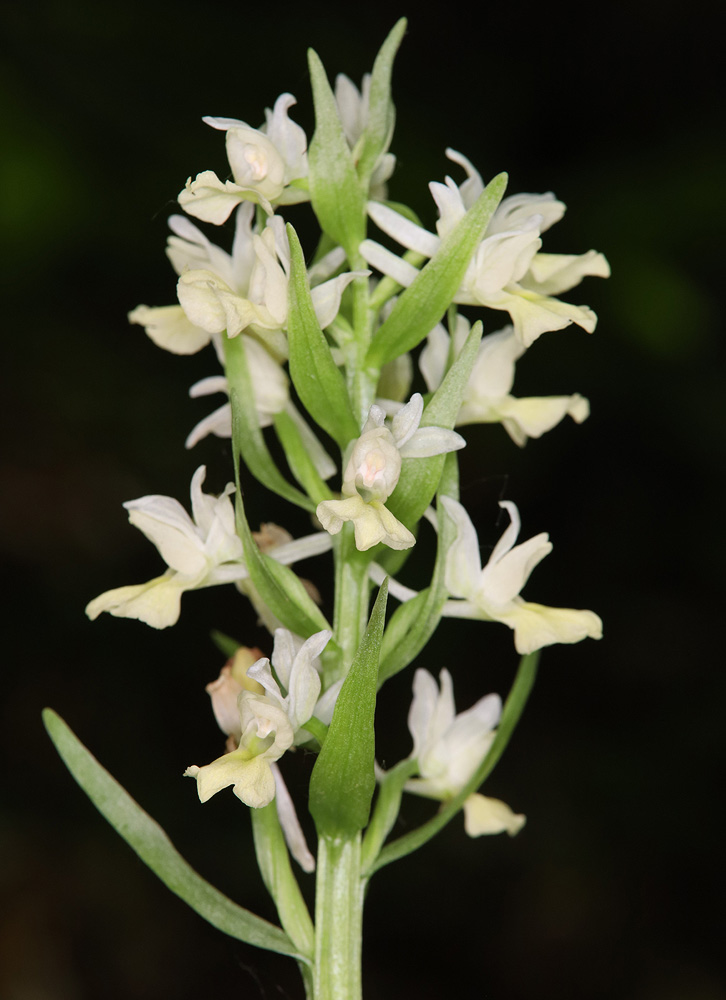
(286, 224, 360, 450)
(223, 334, 314, 512)
(386, 321, 482, 530)
(42, 709, 304, 960)
(307, 48, 366, 257)
(309, 581, 388, 838)
(273, 411, 333, 505)
(369, 650, 540, 875)
(378, 454, 460, 684)
(355, 19, 407, 189)
(250, 803, 315, 959)
(365, 173, 508, 367)
(234, 490, 332, 641)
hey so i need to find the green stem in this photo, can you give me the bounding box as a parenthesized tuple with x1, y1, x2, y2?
(331, 527, 372, 682)
(350, 262, 378, 424)
(313, 834, 364, 1000)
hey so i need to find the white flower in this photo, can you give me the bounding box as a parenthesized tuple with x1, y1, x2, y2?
(185, 692, 295, 809)
(179, 207, 357, 361)
(86, 466, 333, 629)
(85, 466, 246, 629)
(441, 496, 603, 654)
(421, 317, 589, 446)
(334, 73, 396, 199)
(360, 149, 609, 347)
(316, 394, 465, 551)
(130, 208, 356, 362)
(247, 628, 341, 744)
(199, 645, 318, 867)
(178, 93, 309, 222)
(404, 668, 525, 838)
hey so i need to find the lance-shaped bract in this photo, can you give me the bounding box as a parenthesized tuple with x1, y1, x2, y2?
(309, 582, 388, 838)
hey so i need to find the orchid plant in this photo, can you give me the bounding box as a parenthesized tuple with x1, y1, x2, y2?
(44, 19, 607, 999)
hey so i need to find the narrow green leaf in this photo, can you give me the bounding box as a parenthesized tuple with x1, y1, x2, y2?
(366, 173, 508, 367)
(309, 581, 388, 837)
(355, 19, 407, 188)
(369, 650, 540, 875)
(42, 709, 303, 960)
(234, 491, 332, 640)
(386, 322, 482, 530)
(307, 48, 366, 256)
(223, 334, 314, 512)
(273, 411, 333, 505)
(250, 803, 315, 959)
(286, 224, 360, 450)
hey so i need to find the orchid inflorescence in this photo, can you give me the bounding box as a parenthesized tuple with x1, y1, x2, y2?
(45, 19, 607, 999)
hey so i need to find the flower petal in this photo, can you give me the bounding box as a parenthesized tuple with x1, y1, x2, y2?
(501, 600, 604, 654)
(463, 793, 526, 837)
(85, 574, 186, 629)
(128, 304, 212, 355)
(440, 497, 483, 597)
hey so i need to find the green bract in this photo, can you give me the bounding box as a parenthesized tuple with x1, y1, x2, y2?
(307, 49, 366, 259)
(287, 224, 360, 449)
(309, 581, 388, 838)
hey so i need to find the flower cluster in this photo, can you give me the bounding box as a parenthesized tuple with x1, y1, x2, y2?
(75, 30, 608, 956)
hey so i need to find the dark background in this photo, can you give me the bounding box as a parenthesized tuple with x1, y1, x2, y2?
(2, 2, 724, 998)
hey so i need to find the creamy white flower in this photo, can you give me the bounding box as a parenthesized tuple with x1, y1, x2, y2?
(131, 207, 357, 362)
(361, 149, 609, 347)
(316, 394, 465, 551)
(247, 628, 341, 743)
(185, 692, 294, 809)
(199, 646, 316, 867)
(86, 466, 334, 629)
(334, 73, 396, 199)
(178, 93, 309, 222)
(85, 466, 246, 629)
(176, 207, 358, 361)
(403, 668, 525, 838)
(421, 317, 589, 446)
(441, 496, 603, 654)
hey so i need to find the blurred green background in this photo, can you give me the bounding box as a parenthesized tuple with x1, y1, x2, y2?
(2, 1, 724, 998)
